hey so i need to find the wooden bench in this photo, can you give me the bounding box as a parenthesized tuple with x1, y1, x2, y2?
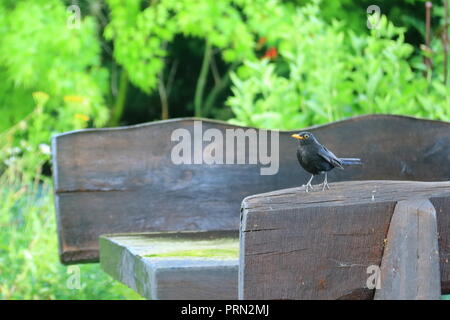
(240, 180, 449, 299)
(51, 114, 450, 299)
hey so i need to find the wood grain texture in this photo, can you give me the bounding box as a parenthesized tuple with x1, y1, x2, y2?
(52, 114, 450, 263)
(239, 181, 450, 299)
(99, 230, 239, 300)
(374, 199, 441, 300)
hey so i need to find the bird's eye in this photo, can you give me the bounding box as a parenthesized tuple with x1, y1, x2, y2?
(304, 134, 310, 139)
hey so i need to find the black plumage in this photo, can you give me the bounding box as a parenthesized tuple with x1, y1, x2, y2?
(292, 131, 362, 192)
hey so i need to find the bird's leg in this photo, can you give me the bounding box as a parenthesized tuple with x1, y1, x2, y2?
(304, 174, 315, 193)
(321, 172, 330, 191)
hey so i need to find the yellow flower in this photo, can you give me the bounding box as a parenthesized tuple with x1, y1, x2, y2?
(32, 91, 49, 105)
(64, 95, 85, 103)
(74, 113, 90, 122)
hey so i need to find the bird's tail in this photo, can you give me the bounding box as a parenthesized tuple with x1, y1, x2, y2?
(340, 158, 362, 166)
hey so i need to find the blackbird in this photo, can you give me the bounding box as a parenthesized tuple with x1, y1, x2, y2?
(291, 132, 362, 192)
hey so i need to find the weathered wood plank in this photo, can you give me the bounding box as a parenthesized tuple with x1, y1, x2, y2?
(52, 115, 450, 263)
(239, 181, 450, 299)
(100, 230, 239, 300)
(374, 199, 441, 300)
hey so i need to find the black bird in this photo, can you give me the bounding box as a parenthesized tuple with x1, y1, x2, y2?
(291, 132, 362, 192)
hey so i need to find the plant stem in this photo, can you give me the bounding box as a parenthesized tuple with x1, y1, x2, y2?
(425, 2, 433, 81)
(158, 72, 169, 120)
(203, 61, 239, 116)
(157, 41, 171, 120)
(194, 40, 213, 118)
(109, 69, 128, 126)
(444, 0, 449, 85)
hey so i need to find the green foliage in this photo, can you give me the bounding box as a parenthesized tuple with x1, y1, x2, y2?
(0, 176, 142, 300)
(0, 1, 139, 300)
(227, 3, 450, 130)
(296, 0, 367, 33)
(414, 2, 450, 85)
(104, 0, 450, 122)
(104, 0, 262, 93)
(104, 0, 295, 118)
(0, 0, 109, 176)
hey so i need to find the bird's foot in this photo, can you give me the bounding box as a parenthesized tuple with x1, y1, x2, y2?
(319, 173, 330, 191)
(303, 182, 314, 193)
(320, 181, 330, 191)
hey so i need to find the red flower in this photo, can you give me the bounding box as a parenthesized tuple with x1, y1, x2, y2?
(263, 47, 278, 60)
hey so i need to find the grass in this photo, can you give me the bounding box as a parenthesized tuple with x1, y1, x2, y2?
(0, 178, 142, 300)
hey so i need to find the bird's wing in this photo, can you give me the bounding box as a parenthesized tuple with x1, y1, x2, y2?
(317, 146, 343, 169)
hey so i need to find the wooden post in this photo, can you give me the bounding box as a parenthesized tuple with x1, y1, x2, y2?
(239, 181, 450, 300)
(374, 199, 441, 300)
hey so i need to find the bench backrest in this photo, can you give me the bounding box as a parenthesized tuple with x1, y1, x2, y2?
(52, 114, 450, 264)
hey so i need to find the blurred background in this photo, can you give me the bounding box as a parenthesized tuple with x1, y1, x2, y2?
(0, 0, 449, 299)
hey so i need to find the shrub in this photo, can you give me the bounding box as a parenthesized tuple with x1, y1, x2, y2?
(226, 3, 450, 130)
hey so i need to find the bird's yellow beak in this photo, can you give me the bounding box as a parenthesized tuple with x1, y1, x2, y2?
(291, 134, 303, 140)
